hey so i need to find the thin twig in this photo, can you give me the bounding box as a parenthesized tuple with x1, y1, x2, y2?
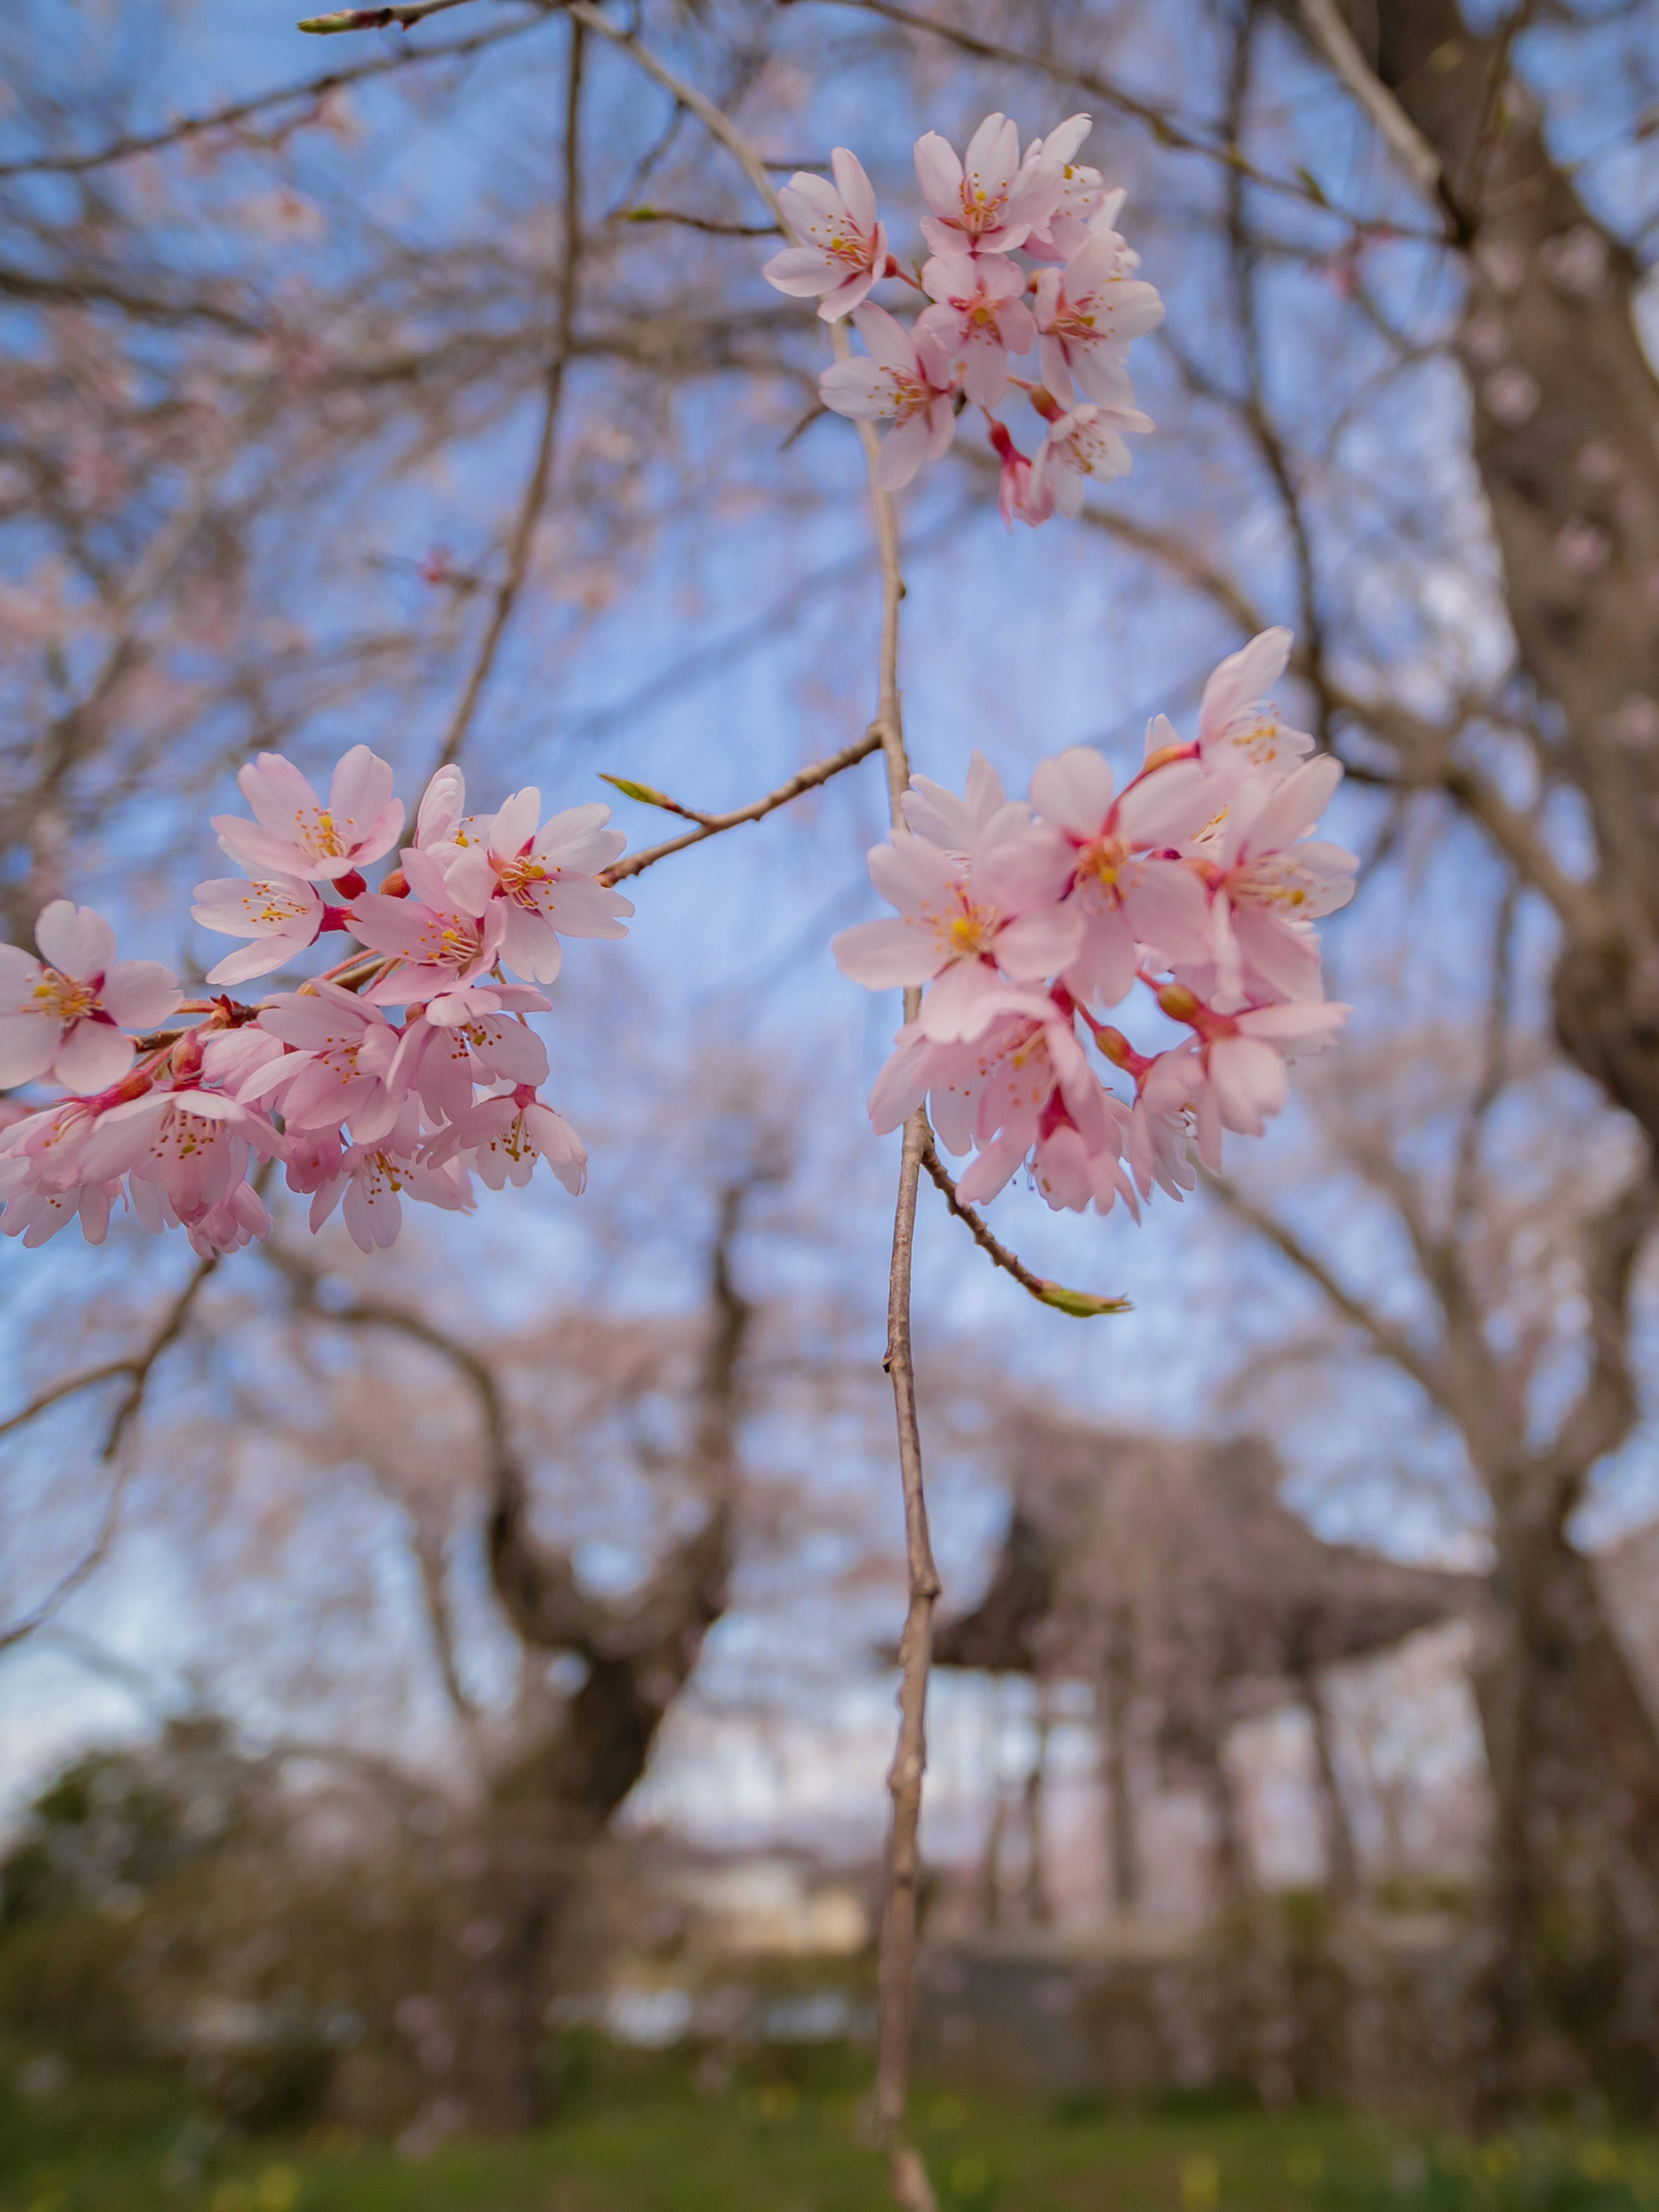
(807, 0, 1448, 242)
(1296, 0, 1476, 245)
(300, 0, 485, 30)
(919, 1136, 1131, 1317)
(600, 728, 884, 883)
(0, 13, 547, 180)
(435, 13, 585, 770)
(1222, 9, 1329, 750)
(571, 22, 936, 2193)
(0, 1255, 219, 1653)
(613, 207, 779, 236)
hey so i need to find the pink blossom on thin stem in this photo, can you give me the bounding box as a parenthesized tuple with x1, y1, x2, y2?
(1194, 627, 1316, 783)
(443, 791, 631, 985)
(1192, 756, 1359, 1010)
(350, 849, 505, 1003)
(1030, 745, 1212, 1006)
(391, 983, 551, 1123)
(1019, 115, 1118, 263)
(191, 873, 331, 985)
(1030, 399, 1154, 516)
(833, 810, 1081, 1043)
(986, 421, 1051, 529)
(213, 744, 404, 883)
(765, 149, 888, 322)
(0, 902, 179, 1092)
(914, 113, 1062, 257)
(423, 1084, 588, 1195)
(245, 980, 409, 1145)
(916, 252, 1036, 409)
(1033, 229, 1165, 407)
(819, 305, 959, 490)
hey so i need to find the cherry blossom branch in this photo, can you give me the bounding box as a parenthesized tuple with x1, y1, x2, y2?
(435, 13, 585, 770)
(0, 1255, 219, 1653)
(918, 1135, 1131, 1318)
(600, 728, 884, 883)
(0, 13, 547, 179)
(566, 29, 937, 2194)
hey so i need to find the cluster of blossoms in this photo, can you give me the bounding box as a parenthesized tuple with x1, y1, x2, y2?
(834, 629, 1357, 1213)
(765, 111, 1163, 518)
(0, 747, 631, 1254)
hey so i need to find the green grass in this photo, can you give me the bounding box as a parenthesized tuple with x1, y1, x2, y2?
(4, 2044, 1659, 2212)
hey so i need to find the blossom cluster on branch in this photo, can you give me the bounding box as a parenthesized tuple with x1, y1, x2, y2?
(834, 629, 1357, 1212)
(0, 749, 631, 1255)
(765, 111, 1164, 515)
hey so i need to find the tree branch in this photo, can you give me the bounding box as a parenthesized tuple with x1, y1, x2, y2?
(918, 1135, 1131, 1317)
(435, 12, 585, 769)
(810, 0, 1447, 239)
(0, 13, 547, 179)
(1295, 0, 1476, 245)
(0, 1255, 219, 1653)
(600, 727, 884, 884)
(1204, 1171, 1461, 1421)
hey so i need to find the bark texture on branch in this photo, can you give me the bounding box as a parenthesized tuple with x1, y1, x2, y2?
(1350, 0, 1659, 1143)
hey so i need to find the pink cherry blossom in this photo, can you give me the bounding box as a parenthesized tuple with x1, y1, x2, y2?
(914, 114, 1062, 257)
(1197, 1000, 1350, 1146)
(391, 982, 550, 1123)
(0, 902, 179, 1092)
(1020, 116, 1118, 262)
(0, 1176, 124, 1247)
(1033, 229, 1164, 407)
(80, 1084, 282, 1249)
(213, 744, 404, 883)
(413, 763, 467, 851)
(0, 1095, 128, 1243)
(916, 252, 1036, 409)
(986, 421, 1051, 529)
(1188, 756, 1357, 1010)
(1030, 399, 1154, 517)
(953, 992, 1133, 1216)
(307, 1140, 474, 1253)
(423, 1084, 587, 1195)
(1030, 747, 1211, 1006)
(833, 810, 1082, 1043)
(191, 873, 328, 986)
(442, 791, 631, 985)
(351, 848, 505, 1002)
(819, 305, 958, 490)
(247, 981, 408, 1144)
(765, 149, 888, 322)
(899, 751, 1021, 858)
(1124, 1044, 1203, 1201)
(1195, 628, 1315, 782)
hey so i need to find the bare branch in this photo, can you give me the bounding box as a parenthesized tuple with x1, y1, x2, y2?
(436, 13, 585, 769)
(1554, 1173, 1659, 1479)
(1203, 1171, 1461, 1421)
(1295, 0, 1475, 245)
(301, 0, 486, 30)
(0, 1255, 219, 1653)
(601, 727, 884, 884)
(919, 1135, 1131, 1318)
(810, 0, 1448, 239)
(0, 13, 548, 179)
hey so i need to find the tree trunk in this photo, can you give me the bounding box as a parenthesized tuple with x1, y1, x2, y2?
(1357, 0, 1659, 1148)
(1100, 1627, 1141, 1915)
(1472, 1501, 1659, 2117)
(1299, 1666, 1360, 1904)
